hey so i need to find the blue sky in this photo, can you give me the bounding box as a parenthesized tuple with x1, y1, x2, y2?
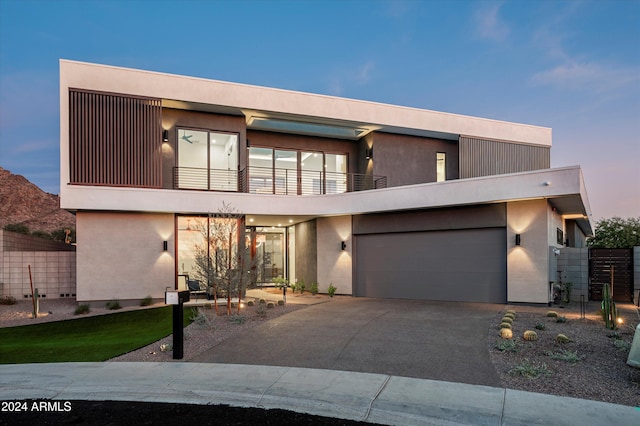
(0, 0, 638, 221)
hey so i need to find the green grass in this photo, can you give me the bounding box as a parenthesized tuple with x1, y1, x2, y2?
(0, 306, 191, 364)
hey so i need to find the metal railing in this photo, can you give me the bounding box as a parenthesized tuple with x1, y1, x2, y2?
(174, 166, 386, 194)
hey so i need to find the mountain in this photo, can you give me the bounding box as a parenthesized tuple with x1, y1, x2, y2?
(0, 167, 75, 233)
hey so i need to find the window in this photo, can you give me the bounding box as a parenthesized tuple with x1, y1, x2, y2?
(248, 147, 347, 195)
(436, 152, 446, 182)
(177, 129, 238, 191)
(556, 228, 564, 245)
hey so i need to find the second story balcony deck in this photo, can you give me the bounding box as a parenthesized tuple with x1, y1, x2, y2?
(173, 166, 387, 195)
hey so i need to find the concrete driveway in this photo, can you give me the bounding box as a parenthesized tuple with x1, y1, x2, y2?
(190, 297, 503, 387)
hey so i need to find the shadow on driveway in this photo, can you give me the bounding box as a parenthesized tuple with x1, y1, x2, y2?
(190, 297, 503, 387)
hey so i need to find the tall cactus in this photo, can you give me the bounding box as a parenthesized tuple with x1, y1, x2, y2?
(601, 283, 618, 330)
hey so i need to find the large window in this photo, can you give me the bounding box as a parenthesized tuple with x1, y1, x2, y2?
(177, 129, 238, 191)
(248, 147, 347, 195)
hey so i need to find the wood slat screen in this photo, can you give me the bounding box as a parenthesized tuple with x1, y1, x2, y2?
(459, 136, 550, 179)
(69, 89, 162, 187)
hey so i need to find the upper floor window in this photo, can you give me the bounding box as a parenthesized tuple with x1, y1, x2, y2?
(177, 128, 239, 191)
(248, 147, 347, 195)
(436, 152, 446, 182)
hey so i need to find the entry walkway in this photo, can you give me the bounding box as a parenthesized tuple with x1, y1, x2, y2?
(0, 362, 636, 425)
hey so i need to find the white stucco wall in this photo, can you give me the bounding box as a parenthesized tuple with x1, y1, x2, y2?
(507, 199, 551, 303)
(76, 212, 174, 303)
(316, 216, 352, 295)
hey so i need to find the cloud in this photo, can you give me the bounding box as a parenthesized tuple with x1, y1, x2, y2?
(326, 60, 376, 96)
(531, 60, 640, 94)
(474, 1, 510, 42)
(10, 139, 57, 154)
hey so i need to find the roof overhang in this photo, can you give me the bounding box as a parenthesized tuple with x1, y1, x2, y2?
(61, 59, 551, 145)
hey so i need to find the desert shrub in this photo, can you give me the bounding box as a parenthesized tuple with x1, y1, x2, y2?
(190, 308, 213, 329)
(547, 349, 582, 363)
(105, 300, 121, 310)
(256, 303, 267, 318)
(614, 339, 631, 352)
(298, 279, 305, 294)
(509, 359, 550, 378)
(534, 323, 546, 330)
(3, 223, 30, 234)
(140, 296, 153, 307)
(310, 282, 319, 295)
(0, 295, 17, 305)
(74, 304, 90, 315)
(328, 283, 337, 297)
(229, 314, 247, 325)
(556, 316, 567, 323)
(495, 338, 517, 352)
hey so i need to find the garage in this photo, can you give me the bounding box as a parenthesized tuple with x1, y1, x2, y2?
(354, 227, 507, 303)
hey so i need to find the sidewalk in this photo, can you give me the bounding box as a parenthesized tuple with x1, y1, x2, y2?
(1, 362, 637, 425)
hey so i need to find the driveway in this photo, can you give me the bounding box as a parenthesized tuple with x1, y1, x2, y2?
(190, 297, 503, 387)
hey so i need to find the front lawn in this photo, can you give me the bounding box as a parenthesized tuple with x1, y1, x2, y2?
(0, 306, 191, 364)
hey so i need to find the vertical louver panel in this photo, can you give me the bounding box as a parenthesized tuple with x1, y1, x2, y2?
(459, 136, 550, 179)
(69, 90, 162, 187)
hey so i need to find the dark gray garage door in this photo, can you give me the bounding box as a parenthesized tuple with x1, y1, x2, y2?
(355, 228, 506, 303)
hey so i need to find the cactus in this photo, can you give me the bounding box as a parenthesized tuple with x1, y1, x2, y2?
(601, 283, 618, 329)
(277, 300, 284, 306)
(500, 328, 513, 339)
(501, 316, 513, 324)
(500, 322, 512, 329)
(556, 334, 570, 343)
(504, 312, 516, 320)
(247, 300, 254, 307)
(523, 330, 538, 341)
(505, 309, 516, 316)
(546, 311, 558, 318)
(266, 302, 275, 309)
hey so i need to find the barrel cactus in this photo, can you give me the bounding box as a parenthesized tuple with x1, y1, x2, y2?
(523, 330, 538, 341)
(500, 322, 512, 329)
(556, 334, 570, 343)
(501, 316, 513, 324)
(546, 311, 558, 318)
(500, 328, 513, 339)
(505, 309, 516, 316)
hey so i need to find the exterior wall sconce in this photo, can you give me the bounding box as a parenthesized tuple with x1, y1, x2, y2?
(341, 241, 347, 251)
(365, 147, 373, 160)
(162, 130, 169, 142)
(515, 234, 521, 246)
(163, 241, 168, 251)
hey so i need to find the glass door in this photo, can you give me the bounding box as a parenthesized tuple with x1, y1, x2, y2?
(274, 150, 297, 195)
(301, 151, 323, 194)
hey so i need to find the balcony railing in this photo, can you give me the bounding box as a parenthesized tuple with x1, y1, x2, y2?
(174, 166, 386, 194)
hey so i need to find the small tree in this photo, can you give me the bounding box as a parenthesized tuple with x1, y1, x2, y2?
(191, 203, 254, 315)
(587, 217, 640, 248)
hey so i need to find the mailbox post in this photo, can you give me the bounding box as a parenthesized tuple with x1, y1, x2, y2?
(165, 290, 190, 359)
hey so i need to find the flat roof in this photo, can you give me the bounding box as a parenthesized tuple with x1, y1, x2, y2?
(60, 59, 552, 146)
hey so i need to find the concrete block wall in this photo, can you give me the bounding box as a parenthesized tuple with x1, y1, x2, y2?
(0, 251, 76, 299)
(556, 247, 589, 302)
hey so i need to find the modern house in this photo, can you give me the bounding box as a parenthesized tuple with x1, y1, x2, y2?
(59, 60, 593, 305)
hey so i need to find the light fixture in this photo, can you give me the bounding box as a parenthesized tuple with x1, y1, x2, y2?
(365, 147, 373, 160)
(162, 130, 169, 142)
(163, 241, 168, 251)
(341, 241, 347, 251)
(515, 234, 521, 246)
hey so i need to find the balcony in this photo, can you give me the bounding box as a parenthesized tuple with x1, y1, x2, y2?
(173, 167, 387, 194)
